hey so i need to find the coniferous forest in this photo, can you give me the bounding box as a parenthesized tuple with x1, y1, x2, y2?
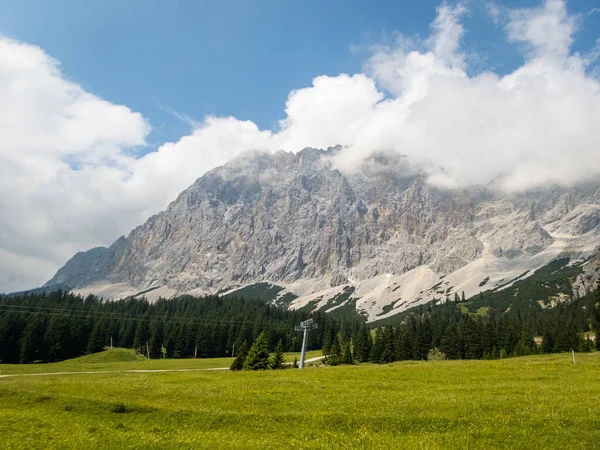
(0, 287, 598, 365)
(324, 288, 600, 365)
(0, 291, 360, 364)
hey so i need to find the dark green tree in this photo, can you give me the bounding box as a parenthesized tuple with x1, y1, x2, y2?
(459, 315, 482, 359)
(230, 341, 248, 371)
(352, 325, 371, 362)
(379, 326, 396, 363)
(327, 336, 343, 365)
(441, 324, 461, 359)
(270, 339, 286, 369)
(369, 328, 385, 362)
(19, 314, 45, 363)
(243, 332, 270, 370)
(341, 341, 354, 365)
(133, 319, 150, 352)
(87, 319, 107, 354)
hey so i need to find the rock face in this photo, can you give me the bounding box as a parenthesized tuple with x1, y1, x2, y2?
(572, 247, 600, 298)
(46, 148, 600, 309)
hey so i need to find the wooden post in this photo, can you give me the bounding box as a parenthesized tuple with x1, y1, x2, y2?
(572, 350, 576, 365)
(146, 342, 150, 360)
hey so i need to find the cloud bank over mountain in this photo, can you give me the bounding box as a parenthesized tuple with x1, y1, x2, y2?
(1, 0, 599, 291)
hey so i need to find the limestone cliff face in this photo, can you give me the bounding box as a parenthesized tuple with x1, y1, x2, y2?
(46, 148, 600, 296)
(572, 247, 600, 298)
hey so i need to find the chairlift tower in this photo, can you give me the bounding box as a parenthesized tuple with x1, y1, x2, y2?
(295, 318, 318, 369)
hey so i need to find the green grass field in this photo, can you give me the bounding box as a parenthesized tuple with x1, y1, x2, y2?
(0, 352, 599, 449)
(0, 348, 322, 375)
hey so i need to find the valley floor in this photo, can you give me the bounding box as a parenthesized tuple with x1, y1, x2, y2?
(0, 353, 599, 449)
(0, 348, 322, 375)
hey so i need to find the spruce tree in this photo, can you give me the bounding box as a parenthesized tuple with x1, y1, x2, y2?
(269, 339, 286, 369)
(441, 324, 461, 359)
(341, 341, 354, 365)
(19, 314, 45, 363)
(133, 319, 150, 352)
(460, 315, 482, 359)
(243, 332, 270, 370)
(87, 319, 106, 354)
(328, 336, 342, 365)
(379, 326, 396, 363)
(541, 327, 554, 354)
(230, 341, 248, 371)
(352, 325, 371, 362)
(322, 325, 333, 356)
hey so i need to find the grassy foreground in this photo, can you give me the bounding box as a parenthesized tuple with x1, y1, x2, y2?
(0, 353, 599, 449)
(0, 348, 322, 375)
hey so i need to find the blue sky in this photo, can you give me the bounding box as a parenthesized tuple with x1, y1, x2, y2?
(1, 0, 597, 148)
(1, 0, 599, 292)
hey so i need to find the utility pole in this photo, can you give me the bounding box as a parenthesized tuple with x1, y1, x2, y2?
(295, 319, 318, 369)
(146, 341, 150, 360)
(232, 343, 235, 357)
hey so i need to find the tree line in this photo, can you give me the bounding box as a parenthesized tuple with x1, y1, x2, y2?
(0, 291, 361, 364)
(324, 288, 600, 365)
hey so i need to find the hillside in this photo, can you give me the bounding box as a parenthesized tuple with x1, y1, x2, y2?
(45, 148, 600, 321)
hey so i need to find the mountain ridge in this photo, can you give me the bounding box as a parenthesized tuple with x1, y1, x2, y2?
(46, 148, 600, 321)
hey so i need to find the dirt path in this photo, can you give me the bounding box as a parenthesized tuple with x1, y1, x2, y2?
(0, 356, 325, 378)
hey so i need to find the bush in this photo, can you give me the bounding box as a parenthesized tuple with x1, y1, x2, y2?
(427, 348, 447, 361)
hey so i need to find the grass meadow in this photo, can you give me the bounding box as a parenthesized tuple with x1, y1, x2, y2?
(0, 351, 598, 449)
(0, 348, 322, 375)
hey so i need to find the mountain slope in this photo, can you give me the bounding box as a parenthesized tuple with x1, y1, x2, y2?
(46, 148, 600, 321)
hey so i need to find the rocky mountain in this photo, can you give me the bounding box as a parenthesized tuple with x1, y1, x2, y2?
(46, 148, 600, 321)
(572, 247, 600, 298)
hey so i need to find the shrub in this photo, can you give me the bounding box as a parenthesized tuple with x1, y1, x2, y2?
(427, 348, 447, 361)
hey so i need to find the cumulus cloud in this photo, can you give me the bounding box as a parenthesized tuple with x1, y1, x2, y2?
(1, 0, 599, 291)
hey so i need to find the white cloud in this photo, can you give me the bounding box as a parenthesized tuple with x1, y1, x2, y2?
(1, 0, 599, 292)
(506, 0, 576, 61)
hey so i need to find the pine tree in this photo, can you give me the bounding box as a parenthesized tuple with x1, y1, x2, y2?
(19, 314, 45, 363)
(269, 339, 286, 369)
(461, 291, 466, 302)
(380, 326, 396, 363)
(243, 332, 270, 370)
(352, 325, 371, 362)
(541, 327, 554, 354)
(459, 315, 482, 359)
(369, 328, 385, 362)
(322, 325, 333, 356)
(230, 341, 248, 371)
(133, 319, 150, 352)
(516, 325, 536, 355)
(341, 341, 354, 365)
(327, 336, 343, 365)
(440, 324, 461, 359)
(148, 320, 164, 358)
(87, 319, 106, 354)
